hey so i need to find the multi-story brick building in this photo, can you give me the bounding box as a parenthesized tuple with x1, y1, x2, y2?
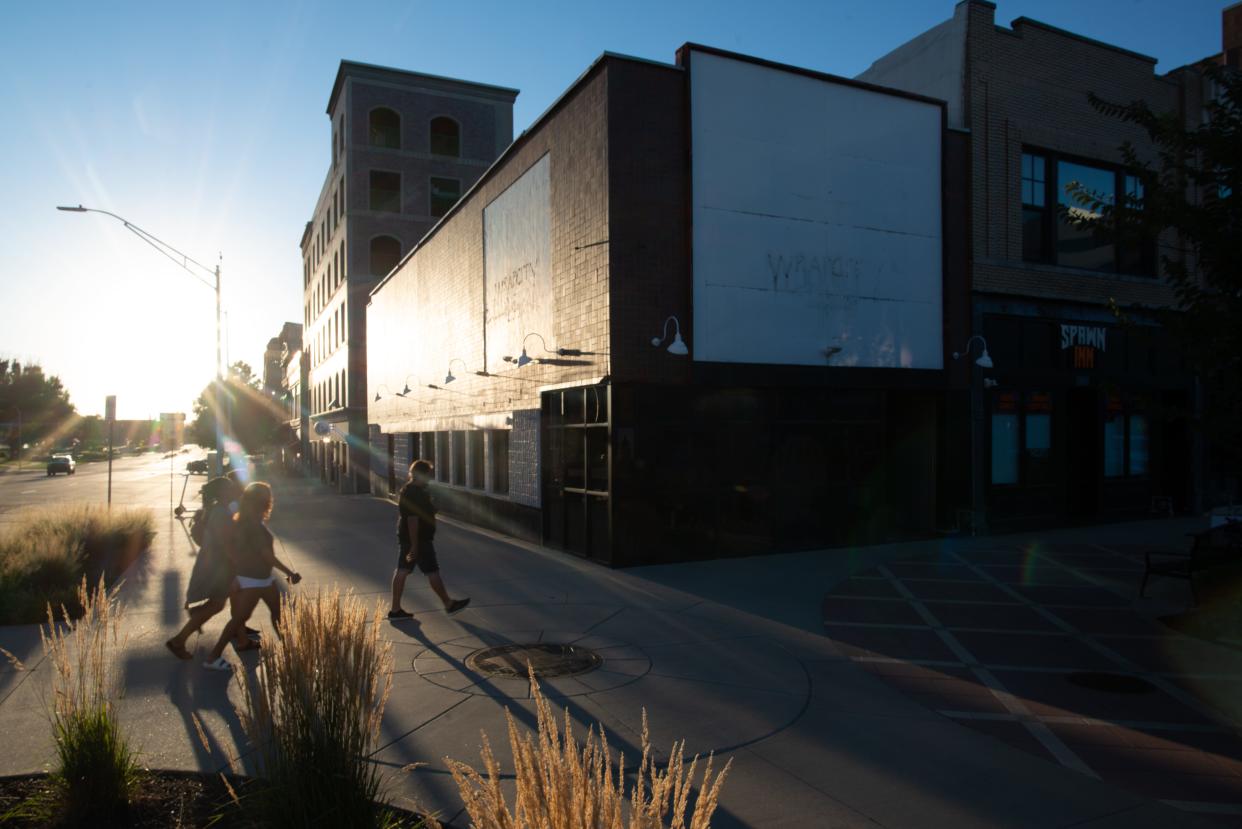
(366, 47, 971, 565)
(860, 0, 1217, 530)
(300, 61, 517, 491)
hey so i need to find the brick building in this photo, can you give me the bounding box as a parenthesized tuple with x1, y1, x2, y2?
(366, 47, 971, 565)
(860, 0, 1217, 530)
(300, 61, 516, 491)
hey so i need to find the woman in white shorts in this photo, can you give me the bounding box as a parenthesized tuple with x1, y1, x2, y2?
(203, 482, 300, 671)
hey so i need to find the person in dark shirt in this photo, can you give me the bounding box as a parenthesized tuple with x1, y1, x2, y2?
(389, 459, 469, 620)
(166, 473, 253, 659)
(203, 482, 300, 671)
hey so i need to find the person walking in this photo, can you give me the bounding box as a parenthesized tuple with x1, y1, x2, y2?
(166, 472, 254, 660)
(389, 459, 469, 620)
(203, 482, 301, 671)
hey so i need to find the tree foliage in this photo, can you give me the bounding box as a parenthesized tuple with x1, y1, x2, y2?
(0, 360, 77, 454)
(1071, 66, 1241, 465)
(187, 361, 285, 453)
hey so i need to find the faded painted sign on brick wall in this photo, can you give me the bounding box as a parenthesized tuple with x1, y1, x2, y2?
(484, 154, 553, 374)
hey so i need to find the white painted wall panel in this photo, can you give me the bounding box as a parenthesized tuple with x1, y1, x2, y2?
(483, 155, 553, 374)
(690, 50, 943, 369)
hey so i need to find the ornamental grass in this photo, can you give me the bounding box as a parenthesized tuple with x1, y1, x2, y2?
(447, 669, 731, 829)
(39, 577, 140, 824)
(236, 587, 403, 828)
(0, 504, 154, 623)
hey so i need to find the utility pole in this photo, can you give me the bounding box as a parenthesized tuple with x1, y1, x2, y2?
(105, 395, 115, 508)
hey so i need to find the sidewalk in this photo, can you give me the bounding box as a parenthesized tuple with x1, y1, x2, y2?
(0, 475, 1229, 827)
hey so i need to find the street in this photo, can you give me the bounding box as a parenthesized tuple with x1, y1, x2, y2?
(0, 450, 203, 528)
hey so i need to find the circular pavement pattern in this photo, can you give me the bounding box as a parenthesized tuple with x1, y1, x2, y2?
(413, 631, 651, 697)
(466, 643, 602, 679)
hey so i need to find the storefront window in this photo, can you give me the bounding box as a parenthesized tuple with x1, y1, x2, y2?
(1104, 415, 1126, 478)
(1129, 414, 1149, 476)
(991, 411, 1019, 485)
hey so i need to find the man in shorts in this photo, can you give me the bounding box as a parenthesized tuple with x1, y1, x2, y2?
(389, 459, 469, 620)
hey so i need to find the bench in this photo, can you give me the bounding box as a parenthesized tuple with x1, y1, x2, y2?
(1141, 522, 1242, 604)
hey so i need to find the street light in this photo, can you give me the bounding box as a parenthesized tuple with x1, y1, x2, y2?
(56, 205, 223, 381)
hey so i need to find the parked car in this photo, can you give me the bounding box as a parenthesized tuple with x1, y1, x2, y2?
(186, 459, 208, 475)
(47, 454, 76, 476)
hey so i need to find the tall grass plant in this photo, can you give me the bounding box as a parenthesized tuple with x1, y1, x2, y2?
(0, 505, 153, 623)
(237, 587, 400, 828)
(40, 577, 140, 824)
(447, 669, 731, 829)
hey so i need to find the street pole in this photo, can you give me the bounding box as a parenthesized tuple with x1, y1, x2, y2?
(105, 395, 115, 508)
(107, 419, 114, 508)
(14, 407, 20, 472)
(56, 205, 227, 473)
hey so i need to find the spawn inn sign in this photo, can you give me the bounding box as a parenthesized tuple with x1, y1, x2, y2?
(1061, 324, 1107, 369)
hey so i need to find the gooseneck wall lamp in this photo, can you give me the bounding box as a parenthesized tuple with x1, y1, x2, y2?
(953, 335, 993, 369)
(398, 375, 418, 396)
(507, 332, 583, 367)
(651, 315, 689, 356)
(373, 384, 395, 402)
(444, 358, 469, 384)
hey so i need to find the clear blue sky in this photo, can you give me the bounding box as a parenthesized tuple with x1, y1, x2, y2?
(0, 0, 1228, 419)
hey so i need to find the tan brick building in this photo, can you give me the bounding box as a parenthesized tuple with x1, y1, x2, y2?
(301, 62, 516, 492)
(861, 0, 1219, 529)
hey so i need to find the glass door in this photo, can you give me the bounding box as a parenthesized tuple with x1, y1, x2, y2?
(542, 385, 611, 562)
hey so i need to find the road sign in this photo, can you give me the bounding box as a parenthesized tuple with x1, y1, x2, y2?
(105, 395, 116, 422)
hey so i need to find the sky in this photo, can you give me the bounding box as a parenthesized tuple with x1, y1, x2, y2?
(0, 0, 1229, 419)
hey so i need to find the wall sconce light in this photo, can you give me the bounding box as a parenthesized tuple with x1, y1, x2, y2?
(397, 375, 418, 396)
(445, 358, 469, 384)
(506, 332, 580, 367)
(953, 335, 993, 369)
(373, 384, 395, 402)
(651, 316, 688, 356)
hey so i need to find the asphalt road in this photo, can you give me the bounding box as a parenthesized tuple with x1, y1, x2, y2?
(0, 450, 206, 528)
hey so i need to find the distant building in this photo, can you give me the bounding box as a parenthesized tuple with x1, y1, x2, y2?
(858, 0, 1217, 529)
(300, 61, 517, 492)
(263, 321, 303, 394)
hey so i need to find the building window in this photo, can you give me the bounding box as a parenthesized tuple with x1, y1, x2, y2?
(991, 395, 1020, 486)
(991, 390, 1055, 487)
(435, 433, 449, 482)
(490, 430, 509, 495)
(467, 432, 484, 490)
(1021, 150, 1154, 276)
(369, 107, 400, 149)
(430, 116, 460, 157)
(1021, 152, 1048, 263)
(370, 171, 401, 213)
(429, 177, 461, 218)
(451, 431, 466, 485)
(370, 236, 401, 277)
(1104, 395, 1148, 478)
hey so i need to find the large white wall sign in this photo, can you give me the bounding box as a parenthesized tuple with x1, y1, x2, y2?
(689, 49, 943, 369)
(484, 154, 553, 374)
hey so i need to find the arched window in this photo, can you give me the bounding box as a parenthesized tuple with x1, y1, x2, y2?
(369, 108, 400, 149)
(370, 236, 402, 277)
(430, 116, 460, 157)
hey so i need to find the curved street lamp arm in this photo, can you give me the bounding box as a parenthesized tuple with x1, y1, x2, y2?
(57, 205, 218, 287)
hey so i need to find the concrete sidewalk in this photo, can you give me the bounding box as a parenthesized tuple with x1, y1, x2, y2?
(0, 475, 1226, 827)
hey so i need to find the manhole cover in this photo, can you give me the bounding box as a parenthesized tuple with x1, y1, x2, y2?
(1065, 671, 1156, 694)
(465, 643, 602, 679)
